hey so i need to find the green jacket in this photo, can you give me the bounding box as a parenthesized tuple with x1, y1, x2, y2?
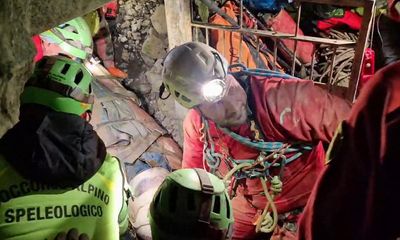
(0, 154, 129, 240)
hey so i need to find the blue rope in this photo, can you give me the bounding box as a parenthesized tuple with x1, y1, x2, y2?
(202, 117, 221, 173)
(218, 127, 312, 153)
(202, 125, 312, 180)
(229, 63, 298, 79)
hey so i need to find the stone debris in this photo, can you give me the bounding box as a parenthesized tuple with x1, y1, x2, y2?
(131, 22, 140, 32)
(119, 35, 128, 43)
(145, 58, 164, 92)
(114, 0, 183, 146)
(121, 49, 130, 62)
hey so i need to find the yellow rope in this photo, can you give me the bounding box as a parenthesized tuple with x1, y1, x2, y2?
(222, 162, 281, 234)
(223, 162, 253, 183)
(256, 177, 279, 233)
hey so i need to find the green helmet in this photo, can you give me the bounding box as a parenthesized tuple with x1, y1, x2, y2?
(40, 17, 93, 60)
(20, 56, 94, 116)
(162, 42, 229, 109)
(149, 168, 234, 240)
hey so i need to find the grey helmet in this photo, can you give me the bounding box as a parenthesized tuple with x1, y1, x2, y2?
(161, 42, 229, 108)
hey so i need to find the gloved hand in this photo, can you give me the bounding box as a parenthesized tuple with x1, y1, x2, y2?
(54, 228, 89, 240)
(102, 0, 118, 20)
(107, 66, 128, 79)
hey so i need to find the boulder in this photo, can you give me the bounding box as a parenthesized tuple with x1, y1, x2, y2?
(141, 33, 166, 59)
(150, 5, 167, 35)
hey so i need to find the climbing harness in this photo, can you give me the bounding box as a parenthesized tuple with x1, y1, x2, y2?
(200, 65, 313, 233)
(222, 163, 281, 234)
(200, 115, 311, 233)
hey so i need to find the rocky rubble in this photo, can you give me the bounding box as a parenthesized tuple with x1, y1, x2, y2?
(114, 0, 183, 146)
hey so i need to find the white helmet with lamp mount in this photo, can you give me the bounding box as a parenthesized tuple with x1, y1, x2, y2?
(161, 42, 230, 108)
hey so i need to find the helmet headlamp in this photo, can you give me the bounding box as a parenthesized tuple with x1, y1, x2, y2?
(202, 78, 229, 103)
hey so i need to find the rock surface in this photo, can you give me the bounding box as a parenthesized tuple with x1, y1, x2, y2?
(114, 0, 183, 146)
(0, 0, 109, 137)
(150, 5, 168, 35)
(141, 33, 167, 60)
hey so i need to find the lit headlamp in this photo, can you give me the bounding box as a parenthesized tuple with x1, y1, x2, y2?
(201, 78, 229, 103)
(200, 51, 230, 103)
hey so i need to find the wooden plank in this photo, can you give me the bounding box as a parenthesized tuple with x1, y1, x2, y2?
(165, 0, 192, 49)
(296, 0, 367, 8)
(347, 0, 375, 101)
(165, 0, 191, 143)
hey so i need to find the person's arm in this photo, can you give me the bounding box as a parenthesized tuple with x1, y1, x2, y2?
(182, 110, 205, 169)
(252, 77, 351, 144)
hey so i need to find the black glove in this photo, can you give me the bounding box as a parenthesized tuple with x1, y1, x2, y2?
(54, 228, 89, 240)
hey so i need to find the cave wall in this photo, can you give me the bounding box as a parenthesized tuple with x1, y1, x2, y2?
(0, 0, 109, 137)
(113, 0, 192, 146)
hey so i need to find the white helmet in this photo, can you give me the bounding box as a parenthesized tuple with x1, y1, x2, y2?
(162, 42, 229, 108)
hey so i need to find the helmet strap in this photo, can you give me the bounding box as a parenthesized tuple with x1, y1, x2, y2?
(194, 168, 214, 224)
(212, 52, 227, 79)
(159, 83, 171, 100)
(27, 77, 93, 104)
(194, 168, 214, 194)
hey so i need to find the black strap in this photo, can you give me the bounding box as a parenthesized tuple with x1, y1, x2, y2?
(28, 77, 94, 104)
(159, 83, 171, 100)
(194, 168, 214, 194)
(212, 52, 227, 79)
(194, 168, 214, 224)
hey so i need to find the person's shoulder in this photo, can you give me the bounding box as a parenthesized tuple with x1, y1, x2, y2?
(100, 154, 123, 171)
(95, 154, 126, 181)
(183, 109, 205, 139)
(249, 73, 311, 84)
(104, 154, 121, 165)
(184, 109, 201, 126)
(249, 74, 315, 93)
